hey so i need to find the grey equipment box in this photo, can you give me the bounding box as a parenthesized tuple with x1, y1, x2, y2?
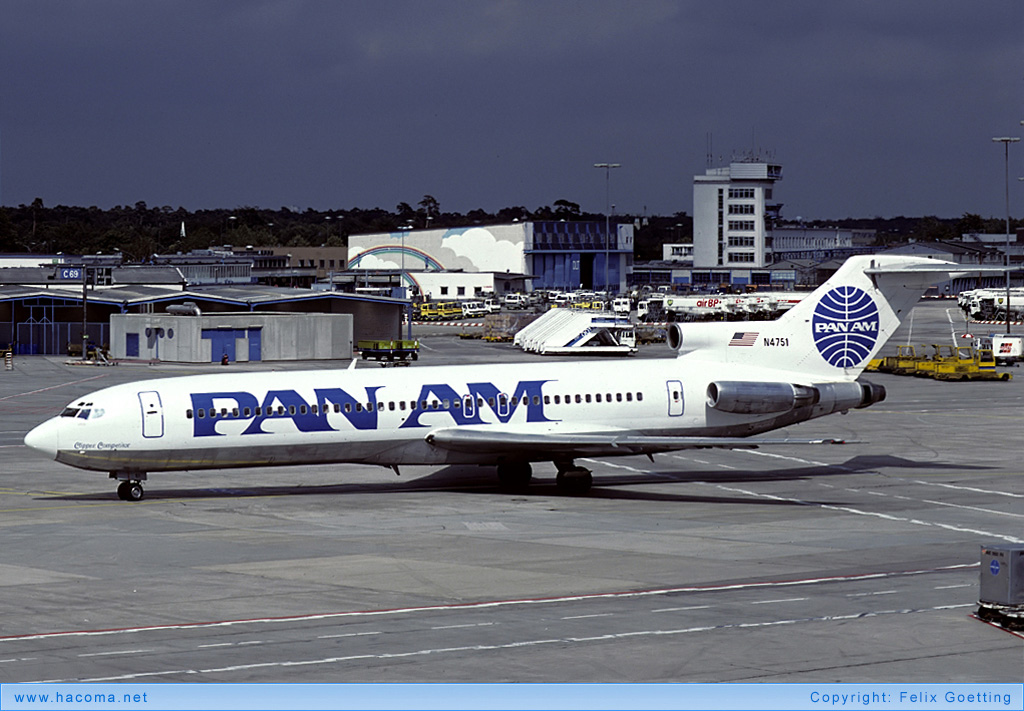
(979, 544, 1024, 606)
(978, 544, 1024, 629)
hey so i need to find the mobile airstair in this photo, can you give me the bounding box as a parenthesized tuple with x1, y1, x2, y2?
(513, 308, 637, 355)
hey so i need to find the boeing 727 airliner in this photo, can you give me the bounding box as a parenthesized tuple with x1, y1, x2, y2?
(24, 255, 960, 500)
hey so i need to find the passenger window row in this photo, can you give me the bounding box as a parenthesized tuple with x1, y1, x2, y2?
(185, 391, 644, 419)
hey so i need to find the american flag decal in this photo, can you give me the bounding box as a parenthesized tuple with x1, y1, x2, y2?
(729, 331, 759, 346)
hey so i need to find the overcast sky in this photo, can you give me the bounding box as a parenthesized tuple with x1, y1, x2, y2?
(1, 1, 1021, 220)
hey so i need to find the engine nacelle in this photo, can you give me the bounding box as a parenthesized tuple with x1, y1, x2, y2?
(667, 323, 717, 354)
(856, 381, 886, 408)
(706, 380, 887, 415)
(667, 323, 682, 350)
(812, 381, 865, 413)
(706, 381, 817, 414)
(813, 380, 886, 413)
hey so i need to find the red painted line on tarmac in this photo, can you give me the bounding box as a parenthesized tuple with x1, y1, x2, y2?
(0, 563, 977, 643)
(970, 614, 1024, 640)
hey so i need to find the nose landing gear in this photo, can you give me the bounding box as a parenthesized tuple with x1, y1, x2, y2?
(111, 472, 147, 501)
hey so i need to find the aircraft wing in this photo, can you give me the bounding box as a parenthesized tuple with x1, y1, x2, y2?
(425, 427, 849, 459)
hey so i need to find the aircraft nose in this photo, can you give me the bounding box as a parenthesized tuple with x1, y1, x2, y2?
(24, 419, 60, 459)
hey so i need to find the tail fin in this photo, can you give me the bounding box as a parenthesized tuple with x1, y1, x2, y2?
(672, 255, 963, 380)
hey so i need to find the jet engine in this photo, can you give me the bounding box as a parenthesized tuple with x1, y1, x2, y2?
(706, 380, 886, 415)
(706, 381, 817, 414)
(666, 323, 717, 354)
(856, 381, 887, 407)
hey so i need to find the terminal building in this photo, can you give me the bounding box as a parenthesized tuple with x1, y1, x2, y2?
(0, 256, 402, 359)
(771, 226, 875, 262)
(348, 221, 634, 294)
(152, 245, 350, 288)
(109, 311, 353, 363)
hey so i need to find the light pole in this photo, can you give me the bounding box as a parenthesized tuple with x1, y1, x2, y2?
(993, 136, 1019, 335)
(399, 223, 413, 339)
(81, 264, 89, 361)
(594, 162, 620, 293)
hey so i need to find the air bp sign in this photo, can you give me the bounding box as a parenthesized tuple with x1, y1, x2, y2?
(812, 286, 880, 368)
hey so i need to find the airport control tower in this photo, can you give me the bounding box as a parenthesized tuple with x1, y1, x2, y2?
(693, 159, 783, 270)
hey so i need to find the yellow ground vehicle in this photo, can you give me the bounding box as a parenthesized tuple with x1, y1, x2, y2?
(920, 345, 1010, 381)
(439, 301, 462, 320)
(931, 345, 978, 381)
(416, 303, 442, 321)
(912, 345, 953, 378)
(975, 347, 998, 374)
(875, 345, 926, 374)
(357, 339, 419, 362)
(895, 345, 928, 374)
(966, 347, 1012, 380)
(870, 344, 1011, 381)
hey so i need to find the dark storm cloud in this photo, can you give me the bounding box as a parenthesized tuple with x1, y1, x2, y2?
(0, 0, 1020, 219)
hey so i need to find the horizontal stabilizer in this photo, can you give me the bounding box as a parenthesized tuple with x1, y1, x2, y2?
(864, 264, 1007, 275)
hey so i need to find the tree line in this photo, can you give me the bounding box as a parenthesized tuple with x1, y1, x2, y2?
(0, 196, 1016, 263)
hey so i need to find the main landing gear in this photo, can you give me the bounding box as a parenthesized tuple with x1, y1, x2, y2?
(496, 461, 532, 493)
(494, 461, 594, 495)
(111, 472, 147, 502)
(554, 460, 592, 496)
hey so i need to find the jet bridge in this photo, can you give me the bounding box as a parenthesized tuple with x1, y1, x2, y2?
(513, 308, 637, 355)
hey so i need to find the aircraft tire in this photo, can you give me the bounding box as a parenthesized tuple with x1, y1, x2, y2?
(116, 481, 130, 500)
(556, 469, 593, 496)
(125, 482, 145, 502)
(496, 462, 532, 492)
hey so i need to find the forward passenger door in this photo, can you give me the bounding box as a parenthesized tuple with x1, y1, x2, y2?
(138, 390, 164, 438)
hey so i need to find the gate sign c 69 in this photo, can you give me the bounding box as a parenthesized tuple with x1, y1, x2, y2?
(59, 267, 83, 280)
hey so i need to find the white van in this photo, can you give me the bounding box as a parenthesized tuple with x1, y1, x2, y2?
(503, 293, 527, 309)
(461, 301, 488, 318)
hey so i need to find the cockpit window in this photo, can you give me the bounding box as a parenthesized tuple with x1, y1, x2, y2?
(61, 403, 104, 419)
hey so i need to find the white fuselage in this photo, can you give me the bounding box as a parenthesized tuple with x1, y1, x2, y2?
(25, 355, 832, 475)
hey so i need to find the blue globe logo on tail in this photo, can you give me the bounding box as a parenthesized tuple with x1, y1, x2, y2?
(812, 286, 880, 367)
